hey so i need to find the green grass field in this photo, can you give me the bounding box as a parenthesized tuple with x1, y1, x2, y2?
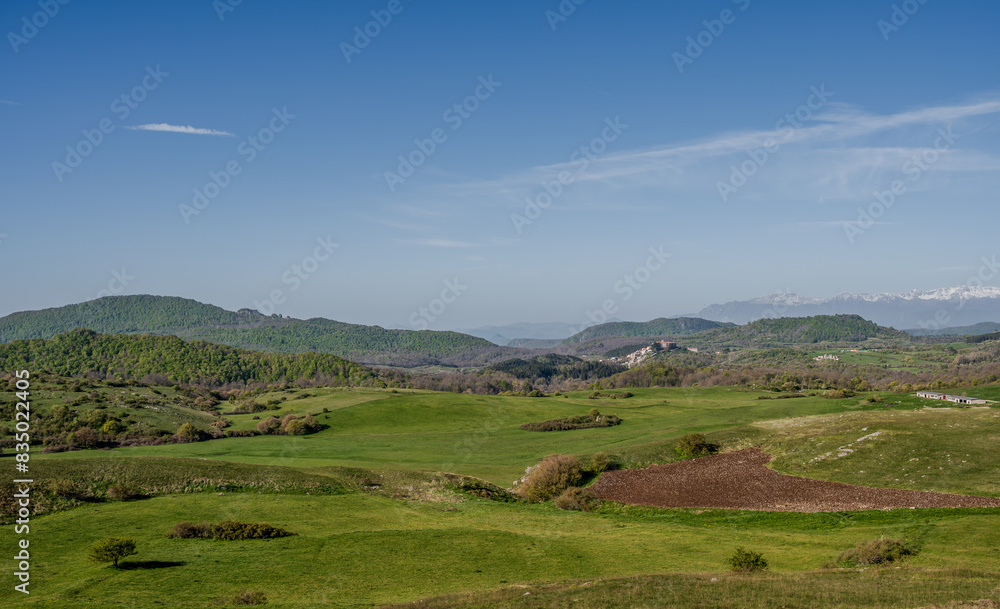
(5, 385, 1000, 607)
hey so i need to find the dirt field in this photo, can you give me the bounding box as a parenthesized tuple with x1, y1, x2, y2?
(589, 448, 1000, 512)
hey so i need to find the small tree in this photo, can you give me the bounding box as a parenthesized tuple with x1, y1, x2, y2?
(88, 537, 138, 568)
(516, 454, 583, 502)
(675, 433, 719, 458)
(175, 422, 199, 443)
(728, 546, 768, 572)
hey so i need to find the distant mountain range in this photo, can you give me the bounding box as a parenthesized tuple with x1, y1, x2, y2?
(454, 321, 584, 346)
(696, 287, 1000, 329)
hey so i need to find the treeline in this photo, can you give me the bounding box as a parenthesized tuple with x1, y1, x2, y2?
(562, 317, 730, 345)
(488, 354, 626, 380)
(0, 329, 376, 387)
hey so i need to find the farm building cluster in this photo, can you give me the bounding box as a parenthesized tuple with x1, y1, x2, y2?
(915, 391, 990, 405)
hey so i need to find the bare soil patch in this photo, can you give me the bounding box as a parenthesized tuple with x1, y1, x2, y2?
(589, 448, 1000, 512)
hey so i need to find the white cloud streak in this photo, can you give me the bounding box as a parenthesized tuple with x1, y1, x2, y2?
(125, 123, 234, 136)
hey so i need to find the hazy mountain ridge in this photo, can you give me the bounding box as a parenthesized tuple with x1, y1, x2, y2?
(699, 287, 1000, 327)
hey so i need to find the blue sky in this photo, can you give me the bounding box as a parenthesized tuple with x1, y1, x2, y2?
(2, 0, 998, 330)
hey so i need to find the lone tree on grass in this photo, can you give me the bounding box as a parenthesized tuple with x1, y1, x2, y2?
(728, 546, 768, 572)
(675, 433, 719, 458)
(88, 537, 138, 568)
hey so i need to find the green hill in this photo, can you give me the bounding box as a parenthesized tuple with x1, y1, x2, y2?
(0, 295, 498, 366)
(698, 314, 908, 346)
(0, 328, 377, 386)
(906, 321, 1000, 337)
(562, 317, 731, 345)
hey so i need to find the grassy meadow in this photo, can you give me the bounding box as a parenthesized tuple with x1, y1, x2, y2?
(4, 384, 1000, 607)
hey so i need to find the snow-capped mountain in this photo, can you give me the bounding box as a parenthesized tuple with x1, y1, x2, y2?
(697, 287, 1000, 330)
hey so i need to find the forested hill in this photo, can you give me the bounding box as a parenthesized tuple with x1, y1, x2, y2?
(700, 314, 908, 346)
(0, 295, 501, 367)
(0, 295, 257, 341)
(562, 317, 732, 345)
(0, 329, 378, 387)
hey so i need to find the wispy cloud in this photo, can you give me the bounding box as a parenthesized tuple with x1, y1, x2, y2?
(0, 100, 20, 106)
(125, 123, 234, 136)
(397, 238, 478, 248)
(443, 97, 1000, 207)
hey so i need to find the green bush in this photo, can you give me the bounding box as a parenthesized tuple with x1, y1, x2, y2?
(588, 451, 616, 473)
(836, 537, 915, 566)
(167, 521, 294, 541)
(520, 410, 622, 432)
(516, 454, 583, 502)
(675, 433, 719, 457)
(728, 546, 768, 572)
(87, 537, 138, 568)
(167, 521, 214, 539)
(553, 487, 600, 512)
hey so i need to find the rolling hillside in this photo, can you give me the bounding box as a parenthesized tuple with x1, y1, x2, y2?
(562, 317, 732, 345)
(0, 296, 501, 366)
(694, 314, 909, 347)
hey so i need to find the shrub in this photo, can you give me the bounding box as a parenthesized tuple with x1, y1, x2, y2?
(553, 487, 600, 512)
(255, 416, 281, 435)
(283, 418, 308, 435)
(836, 537, 915, 566)
(588, 451, 616, 473)
(167, 521, 214, 539)
(87, 537, 138, 568)
(232, 590, 268, 606)
(516, 454, 583, 502)
(213, 521, 294, 541)
(102, 420, 126, 435)
(168, 521, 294, 541)
(675, 433, 719, 458)
(728, 546, 768, 572)
(174, 422, 199, 443)
(107, 484, 143, 501)
(520, 410, 622, 432)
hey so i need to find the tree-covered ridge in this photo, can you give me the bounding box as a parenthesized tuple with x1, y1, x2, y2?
(0, 295, 499, 366)
(0, 329, 376, 387)
(0, 295, 261, 342)
(180, 318, 496, 359)
(702, 315, 908, 346)
(563, 317, 732, 345)
(488, 353, 626, 380)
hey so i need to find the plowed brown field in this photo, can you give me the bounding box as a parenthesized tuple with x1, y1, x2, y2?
(589, 448, 1000, 512)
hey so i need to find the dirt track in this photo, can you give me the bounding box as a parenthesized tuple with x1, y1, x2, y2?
(588, 448, 1000, 512)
